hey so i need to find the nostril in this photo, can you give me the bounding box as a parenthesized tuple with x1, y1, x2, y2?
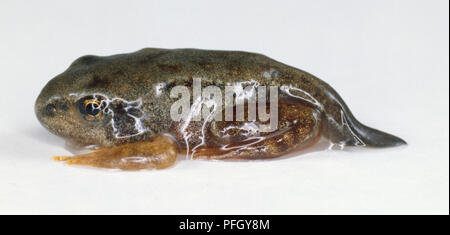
(44, 103, 57, 117)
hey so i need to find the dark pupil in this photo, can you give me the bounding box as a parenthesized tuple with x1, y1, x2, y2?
(86, 103, 100, 116)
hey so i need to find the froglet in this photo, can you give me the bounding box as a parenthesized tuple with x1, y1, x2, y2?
(35, 48, 406, 170)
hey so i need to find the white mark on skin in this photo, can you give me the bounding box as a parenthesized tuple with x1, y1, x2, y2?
(112, 97, 148, 139)
(90, 93, 150, 139)
(280, 85, 323, 109)
(263, 69, 279, 80)
(155, 82, 167, 97)
(48, 95, 62, 101)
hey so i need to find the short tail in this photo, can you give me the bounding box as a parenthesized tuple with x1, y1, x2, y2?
(320, 83, 407, 148)
(343, 111, 407, 147)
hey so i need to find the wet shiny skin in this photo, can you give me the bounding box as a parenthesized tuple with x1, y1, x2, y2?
(35, 48, 406, 170)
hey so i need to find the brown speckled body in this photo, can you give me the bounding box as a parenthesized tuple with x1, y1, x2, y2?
(35, 48, 405, 170)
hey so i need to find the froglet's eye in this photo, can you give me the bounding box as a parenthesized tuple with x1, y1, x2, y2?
(84, 99, 102, 117)
(77, 97, 105, 121)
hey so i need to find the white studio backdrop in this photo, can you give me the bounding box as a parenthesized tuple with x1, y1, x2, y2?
(0, 0, 448, 214)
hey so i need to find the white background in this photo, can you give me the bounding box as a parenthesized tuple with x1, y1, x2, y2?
(0, 0, 448, 215)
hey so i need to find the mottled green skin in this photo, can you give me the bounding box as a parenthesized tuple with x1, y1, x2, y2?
(35, 48, 405, 148)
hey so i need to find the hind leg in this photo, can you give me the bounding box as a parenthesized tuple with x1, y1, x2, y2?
(54, 135, 178, 170)
(192, 100, 322, 160)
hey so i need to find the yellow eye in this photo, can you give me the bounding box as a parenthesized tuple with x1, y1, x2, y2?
(84, 99, 102, 118)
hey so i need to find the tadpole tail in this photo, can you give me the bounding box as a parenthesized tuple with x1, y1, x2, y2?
(318, 81, 407, 148)
(343, 110, 407, 147)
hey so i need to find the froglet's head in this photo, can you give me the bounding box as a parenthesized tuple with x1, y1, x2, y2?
(35, 55, 119, 146)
